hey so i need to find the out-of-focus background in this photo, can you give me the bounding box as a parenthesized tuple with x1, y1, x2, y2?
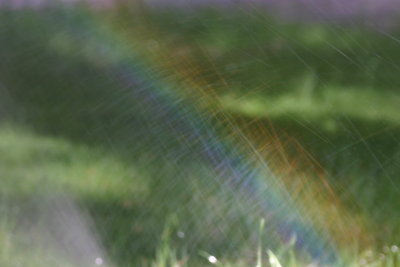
(0, 0, 399, 266)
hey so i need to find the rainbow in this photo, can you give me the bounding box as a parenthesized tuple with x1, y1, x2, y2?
(3, 3, 374, 264)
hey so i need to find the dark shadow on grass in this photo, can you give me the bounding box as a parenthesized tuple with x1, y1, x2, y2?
(143, 9, 400, 95)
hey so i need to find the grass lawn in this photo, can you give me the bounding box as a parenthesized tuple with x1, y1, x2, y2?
(0, 6, 399, 266)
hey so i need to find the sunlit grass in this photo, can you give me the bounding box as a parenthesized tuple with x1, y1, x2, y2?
(220, 85, 400, 125)
(0, 125, 147, 199)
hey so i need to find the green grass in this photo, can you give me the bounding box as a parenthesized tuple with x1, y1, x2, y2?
(0, 6, 399, 266)
(220, 85, 400, 125)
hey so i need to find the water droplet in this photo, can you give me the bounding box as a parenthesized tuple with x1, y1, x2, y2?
(177, 231, 185, 238)
(95, 257, 103, 265)
(391, 245, 398, 253)
(208, 255, 217, 264)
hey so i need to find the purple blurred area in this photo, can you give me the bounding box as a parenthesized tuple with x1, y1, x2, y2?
(1, 0, 399, 26)
(147, 0, 400, 26)
(0, 0, 113, 8)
